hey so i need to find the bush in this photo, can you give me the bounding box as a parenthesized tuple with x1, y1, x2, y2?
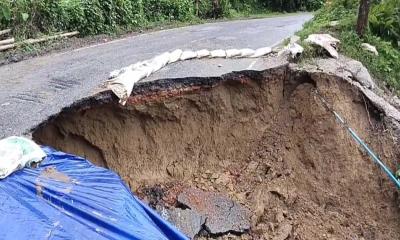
(143, 0, 194, 22)
(369, 0, 400, 47)
(298, 0, 400, 93)
(0, 0, 326, 38)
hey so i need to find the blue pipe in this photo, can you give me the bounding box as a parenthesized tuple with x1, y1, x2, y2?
(322, 96, 400, 189)
(340, 116, 400, 189)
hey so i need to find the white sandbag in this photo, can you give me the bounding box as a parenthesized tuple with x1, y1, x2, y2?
(250, 47, 272, 58)
(109, 69, 122, 79)
(132, 61, 145, 69)
(137, 61, 155, 77)
(196, 49, 210, 58)
(239, 48, 256, 57)
(226, 49, 241, 58)
(210, 49, 226, 58)
(168, 49, 183, 63)
(108, 45, 278, 105)
(180, 50, 198, 60)
(151, 52, 171, 72)
(0, 136, 46, 179)
(108, 69, 148, 104)
(305, 34, 340, 59)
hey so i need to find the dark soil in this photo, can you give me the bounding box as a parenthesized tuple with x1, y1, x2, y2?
(33, 68, 400, 239)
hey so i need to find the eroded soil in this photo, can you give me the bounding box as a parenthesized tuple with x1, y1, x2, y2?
(33, 67, 400, 239)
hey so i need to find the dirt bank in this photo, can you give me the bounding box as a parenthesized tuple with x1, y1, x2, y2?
(33, 65, 400, 239)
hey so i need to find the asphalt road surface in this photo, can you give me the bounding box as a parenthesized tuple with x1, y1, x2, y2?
(0, 13, 312, 137)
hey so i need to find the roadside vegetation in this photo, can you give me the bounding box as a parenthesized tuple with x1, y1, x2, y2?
(0, 0, 323, 38)
(297, 0, 400, 94)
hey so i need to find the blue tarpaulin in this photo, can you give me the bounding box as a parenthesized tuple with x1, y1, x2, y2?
(0, 147, 188, 240)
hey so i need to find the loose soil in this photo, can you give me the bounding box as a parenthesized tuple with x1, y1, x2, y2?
(33, 67, 400, 239)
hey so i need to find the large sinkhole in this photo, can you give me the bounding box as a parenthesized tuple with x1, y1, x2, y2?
(32, 66, 400, 239)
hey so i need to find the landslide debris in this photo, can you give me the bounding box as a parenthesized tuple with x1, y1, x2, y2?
(33, 62, 400, 239)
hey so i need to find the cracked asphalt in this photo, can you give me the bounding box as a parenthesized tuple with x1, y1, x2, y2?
(0, 13, 312, 137)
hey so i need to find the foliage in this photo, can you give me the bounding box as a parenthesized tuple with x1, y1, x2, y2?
(143, 0, 194, 22)
(260, 0, 324, 12)
(369, 0, 400, 46)
(0, 0, 325, 38)
(298, 0, 400, 94)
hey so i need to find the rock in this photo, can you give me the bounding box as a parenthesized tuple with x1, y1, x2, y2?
(164, 208, 206, 239)
(305, 34, 340, 59)
(272, 222, 292, 240)
(278, 43, 304, 59)
(177, 188, 251, 235)
(215, 172, 231, 185)
(346, 59, 376, 89)
(361, 43, 378, 56)
(275, 210, 285, 223)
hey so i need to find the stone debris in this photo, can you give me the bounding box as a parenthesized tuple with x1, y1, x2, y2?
(305, 34, 340, 59)
(164, 208, 206, 239)
(272, 222, 293, 240)
(346, 59, 376, 89)
(177, 188, 251, 235)
(278, 43, 304, 59)
(361, 43, 379, 56)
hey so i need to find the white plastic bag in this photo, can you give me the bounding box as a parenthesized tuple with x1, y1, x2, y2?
(0, 136, 46, 179)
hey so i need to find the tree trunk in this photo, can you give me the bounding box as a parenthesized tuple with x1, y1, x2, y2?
(195, 0, 199, 17)
(212, 0, 221, 18)
(356, 0, 371, 37)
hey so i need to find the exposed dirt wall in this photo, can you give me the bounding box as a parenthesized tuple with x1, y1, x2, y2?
(33, 66, 400, 239)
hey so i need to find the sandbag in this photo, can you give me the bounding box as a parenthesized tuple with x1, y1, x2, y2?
(226, 49, 241, 58)
(169, 49, 183, 63)
(196, 49, 210, 58)
(210, 50, 226, 58)
(180, 50, 197, 60)
(251, 47, 272, 58)
(0, 136, 46, 179)
(239, 48, 256, 57)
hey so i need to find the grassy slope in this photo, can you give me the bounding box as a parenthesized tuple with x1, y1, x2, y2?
(297, 1, 400, 94)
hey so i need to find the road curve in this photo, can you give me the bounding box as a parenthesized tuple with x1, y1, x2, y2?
(0, 13, 312, 137)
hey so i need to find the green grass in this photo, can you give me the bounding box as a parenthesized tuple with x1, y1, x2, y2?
(296, 2, 400, 94)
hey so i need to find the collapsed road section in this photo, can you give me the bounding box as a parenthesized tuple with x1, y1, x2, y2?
(32, 56, 400, 239)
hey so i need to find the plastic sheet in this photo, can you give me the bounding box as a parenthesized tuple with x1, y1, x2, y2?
(0, 147, 188, 240)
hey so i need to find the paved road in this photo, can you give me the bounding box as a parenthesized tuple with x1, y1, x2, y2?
(0, 14, 312, 137)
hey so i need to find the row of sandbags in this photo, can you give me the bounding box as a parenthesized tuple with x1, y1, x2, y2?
(107, 47, 272, 104)
(107, 34, 342, 104)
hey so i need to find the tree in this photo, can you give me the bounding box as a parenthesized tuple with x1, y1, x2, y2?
(356, 0, 371, 36)
(212, 0, 222, 18)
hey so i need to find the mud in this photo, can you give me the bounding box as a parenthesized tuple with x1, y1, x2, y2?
(33, 65, 400, 239)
